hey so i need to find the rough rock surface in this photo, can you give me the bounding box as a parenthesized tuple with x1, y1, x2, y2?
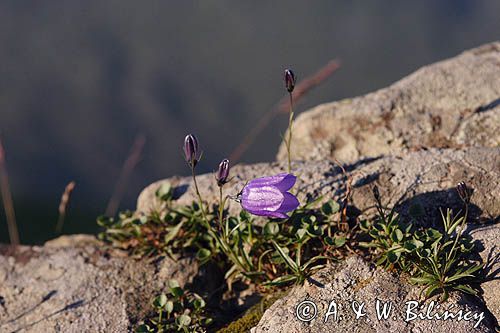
(469, 225, 500, 322)
(0, 235, 201, 332)
(138, 147, 499, 227)
(251, 256, 496, 332)
(277, 42, 500, 164)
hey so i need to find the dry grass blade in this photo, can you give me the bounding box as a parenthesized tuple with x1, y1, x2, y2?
(0, 138, 20, 245)
(55, 181, 76, 234)
(229, 59, 340, 162)
(105, 134, 146, 217)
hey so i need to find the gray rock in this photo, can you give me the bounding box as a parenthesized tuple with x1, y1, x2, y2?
(252, 256, 496, 332)
(469, 224, 500, 322)
(277, 42, 500, 164)
(0, 235, 200, 332)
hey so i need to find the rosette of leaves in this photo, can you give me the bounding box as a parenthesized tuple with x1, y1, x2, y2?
(97, 182, 217, 259)
(408, 208, 482, 300)
(136, 280, 212, 333)
(359, 209, 413, 270)
(360, 192, 483, 301)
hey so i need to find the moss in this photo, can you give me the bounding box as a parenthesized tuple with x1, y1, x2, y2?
(217, 290, 288, 333)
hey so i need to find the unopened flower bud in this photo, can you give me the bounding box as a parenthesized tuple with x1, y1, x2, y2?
(216, 158, 230, 187)
(284, 69, 296, 93)
(183, 134, 201, 168)
(456, 181, 473, 204)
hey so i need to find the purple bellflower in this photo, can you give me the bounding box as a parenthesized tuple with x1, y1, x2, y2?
(241, 173, 299, 218)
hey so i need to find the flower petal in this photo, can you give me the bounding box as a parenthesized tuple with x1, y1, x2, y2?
(265, 211, 290, 219)
(241, 185, 284, 213)
(247, 173, 296, 192)
(276, 192, 300, 213)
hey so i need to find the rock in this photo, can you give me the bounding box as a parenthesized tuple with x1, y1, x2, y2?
(277, 42, 500, 164)
(252, 256, 496, 332)
(469, 224, 500, 322)
(138, 147, 499, 228)
(0, 235, 200, 332)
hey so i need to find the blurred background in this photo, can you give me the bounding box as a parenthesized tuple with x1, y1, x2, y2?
(1, 1, 499, 244)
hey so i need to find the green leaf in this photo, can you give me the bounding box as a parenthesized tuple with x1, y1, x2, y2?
(321, 200, 340, 216)
(164, 220, 185, 244)
(301, 215, 317, 226)
(239, 210, 251, 221)
(410, 276, 436, 284)
(424, 284, 441, 298)
(302, 195, 324, 210)
(306, 224, 323, 237)
(165, 300, 174, 314)
(193, 297, 206, 310)
(387, 250, 400, 263)
(454, 284, 477, 295)
(392, 229, 404, 243)
(426, 228, 442, 240)
(155, 182, 173, 201)
(272, 241, 298, 272)
(176, 314, 191, 327)
(170, 286, 184, 298)
(359, 219, 370, 231)
(196, 248, 211, 262)
(296, 228, 308, 240)
(264, 222, 280, 237)
(135, 324, 153, 333)
(168, 280, 180, 289)
(263, 274, 298, 286)
(333, 235, 346, 247)
(96, 215, 114, 227)
(358, 241, 379, 248)
(153, 294, 167, 308)
(404, 239, 423, 251)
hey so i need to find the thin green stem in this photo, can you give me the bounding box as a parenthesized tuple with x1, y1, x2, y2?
(158, 310, 163, 331)
(285, 92, 294, 173)
(219, 186, 225, 239)
(191, 166, 208, 226)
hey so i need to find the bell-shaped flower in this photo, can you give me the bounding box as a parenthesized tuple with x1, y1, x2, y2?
(241, 173, 299, 218)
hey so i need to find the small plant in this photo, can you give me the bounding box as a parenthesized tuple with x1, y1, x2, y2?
(359, 185, 413, 270)
(361, 182, 483, 301)
(96, 69, 358, 331)
(135, 280, 212, 333)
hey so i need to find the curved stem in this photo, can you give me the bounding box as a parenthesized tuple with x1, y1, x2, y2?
(191, 166, 208, 225)
(285, 92, 294, 173)
(219, 186, 226, 239)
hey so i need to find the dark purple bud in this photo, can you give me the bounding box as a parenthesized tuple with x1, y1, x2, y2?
(184, 134, 200, 168)
(456, 181, 473, 204)
(216, 158, 230, 187)
(284, 69, 296, 93)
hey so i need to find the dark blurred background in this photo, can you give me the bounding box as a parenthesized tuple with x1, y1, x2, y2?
(0, 1, 499, 244)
